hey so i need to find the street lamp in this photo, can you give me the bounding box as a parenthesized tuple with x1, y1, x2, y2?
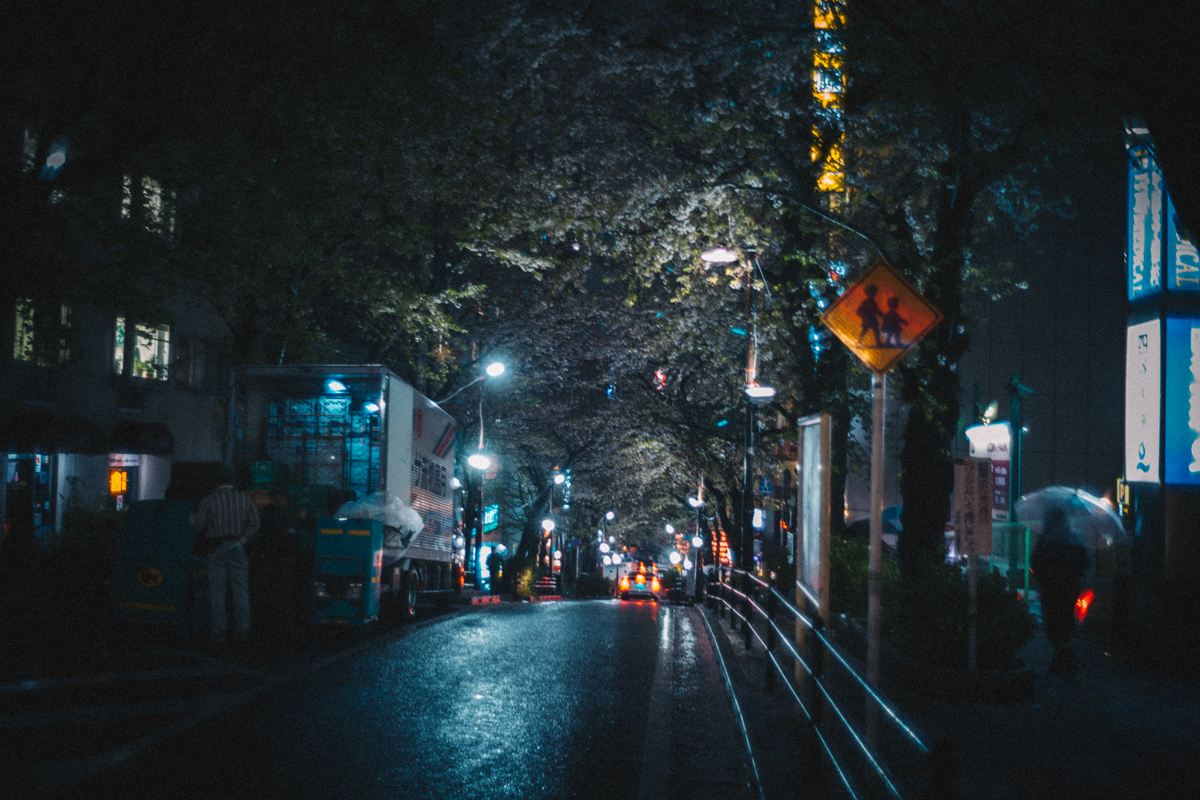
(701, 244, 769, 572)
(441, 359, 507, 590)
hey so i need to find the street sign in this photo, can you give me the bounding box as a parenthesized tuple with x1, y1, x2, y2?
(755, 475, 774, 495)
(821, 259, 943, 374)
(953, 458, 993, 557)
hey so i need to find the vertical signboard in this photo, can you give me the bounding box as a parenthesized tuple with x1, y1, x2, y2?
(1164, 316, 1200, 485)
(1166, 194, 1200, 292)
(964, 422, 1011, 521)
(953, 458, 993, 557)
(1127, 150, 1164, 301)
(1125, 319, 1162, 483)
(796, 413, 830, 617)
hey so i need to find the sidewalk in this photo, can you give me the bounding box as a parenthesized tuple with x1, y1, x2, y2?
(703, 593, 1200, 800)
(895, 632, 1200, 799)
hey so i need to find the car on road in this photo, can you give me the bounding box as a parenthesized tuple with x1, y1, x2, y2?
(619, 562, 661, 601)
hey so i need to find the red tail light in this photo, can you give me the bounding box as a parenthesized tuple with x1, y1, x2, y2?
(1075, 589, 1095, 623)
(651, 578, 661, 592)
(620, 576, 630, 590)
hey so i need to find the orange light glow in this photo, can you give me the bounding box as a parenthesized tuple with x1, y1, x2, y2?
(814, 1, 846, 29)
(1075, 589, 1095, 623)
(651, 578, 661, 592)
(620, 576, 630, 591)
(109, 469, 128, 495)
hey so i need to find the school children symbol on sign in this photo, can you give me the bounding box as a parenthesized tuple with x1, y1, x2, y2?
(820, 259, 943, 374)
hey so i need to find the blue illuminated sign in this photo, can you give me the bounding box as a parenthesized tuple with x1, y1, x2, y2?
(1166, 194, 1200, 292)
(482, 503, 500, 533)
(1127, 150, 1164, 301)
(1164, 316, 1200, 485)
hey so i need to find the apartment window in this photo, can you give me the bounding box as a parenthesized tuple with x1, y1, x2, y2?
(121, 173, 177, 236)
(172, 337, 217, 390)
(114, 317, 170, 380)
(12, 299, 71, 366)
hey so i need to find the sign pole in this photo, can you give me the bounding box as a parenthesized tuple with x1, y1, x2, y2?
(818, 257, 944, 746)
(867, 370, 884, 744)
(968, 554, 978, 671)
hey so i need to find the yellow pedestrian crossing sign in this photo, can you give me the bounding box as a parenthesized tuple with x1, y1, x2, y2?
(821, 259, 943, 374)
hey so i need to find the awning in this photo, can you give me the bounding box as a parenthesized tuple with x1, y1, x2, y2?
(2, 411, 106, 454)
(109, 420, 175, 456)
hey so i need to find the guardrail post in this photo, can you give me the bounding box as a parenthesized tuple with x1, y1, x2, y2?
(809, 615, 825, 780)
(927, 737, 956, 800)
(741, 592, 752, 651)
(764, 591, 776, 693)
(766, 589, 777, 651)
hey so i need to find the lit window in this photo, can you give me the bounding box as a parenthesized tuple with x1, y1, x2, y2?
(121, 174, 132, 219)
(13, 299, 34, 362)
(114, 316, 126, 375)
(114, 317, 170, 380)
(22, 128, 37, 174)
(121, 173, 176, 235)
(13, 299, 71, 366)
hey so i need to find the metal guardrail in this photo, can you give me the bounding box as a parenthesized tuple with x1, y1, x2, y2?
(706, 567, 954, 800)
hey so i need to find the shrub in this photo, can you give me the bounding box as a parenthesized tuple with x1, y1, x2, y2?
(890, 562, 1033, 671)
(502, 556, 537, 601)
(829, 534, 901, 620)
(829, 534, 1032, 671)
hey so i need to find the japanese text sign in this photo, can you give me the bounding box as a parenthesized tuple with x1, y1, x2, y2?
(821, 259, 943, 374)
(954, 458, 993, 557)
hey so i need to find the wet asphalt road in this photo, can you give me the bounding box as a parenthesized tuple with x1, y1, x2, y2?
(51, 600, 755, 800)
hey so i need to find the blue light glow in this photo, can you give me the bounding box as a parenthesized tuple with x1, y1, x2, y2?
(326, 380, 347, 393)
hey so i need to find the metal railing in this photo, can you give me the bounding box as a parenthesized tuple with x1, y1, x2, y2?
(706, 567, 954, 800)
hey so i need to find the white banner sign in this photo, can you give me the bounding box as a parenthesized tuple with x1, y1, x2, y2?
(1125, 319, 1161, 483)
(954, 458, 993, 557)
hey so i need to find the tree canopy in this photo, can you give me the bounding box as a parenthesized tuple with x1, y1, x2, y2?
(6, 0, 1128, 575)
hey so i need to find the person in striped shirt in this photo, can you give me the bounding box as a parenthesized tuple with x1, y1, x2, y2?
(193, 468, 260, 644)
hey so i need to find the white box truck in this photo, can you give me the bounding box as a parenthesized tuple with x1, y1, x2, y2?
(228, 365, 460, 616)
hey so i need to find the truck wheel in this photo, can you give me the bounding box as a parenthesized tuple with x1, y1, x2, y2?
(402, 569, 420, 619)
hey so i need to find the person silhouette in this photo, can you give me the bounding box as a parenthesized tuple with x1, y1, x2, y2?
(856, 284, 882, 346)
(880, 296, 908, 347)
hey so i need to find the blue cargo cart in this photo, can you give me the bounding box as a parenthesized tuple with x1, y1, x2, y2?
(311, 517, 383, 631)
(113, 499, 209, 637)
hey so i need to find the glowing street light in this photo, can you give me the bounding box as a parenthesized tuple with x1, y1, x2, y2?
(665, 523, 675, 534)
(745, 384, 777, 404)
(541, 518, 556, 533)
(467, 453, 491, 470)
(700, 246, 740, 264)
(605, 511, 615, 521)
(692, 535, 703, 548)
(554, 473, 566, 485)
(669, 551, 682, 565)
(486, 361, 506, 377)
(599, 542, 610, 554)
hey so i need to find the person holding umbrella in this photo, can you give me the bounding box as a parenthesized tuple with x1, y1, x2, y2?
(1030, 505, 1089, 676)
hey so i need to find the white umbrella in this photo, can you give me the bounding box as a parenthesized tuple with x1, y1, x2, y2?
(1014, 486, 1130, 550)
